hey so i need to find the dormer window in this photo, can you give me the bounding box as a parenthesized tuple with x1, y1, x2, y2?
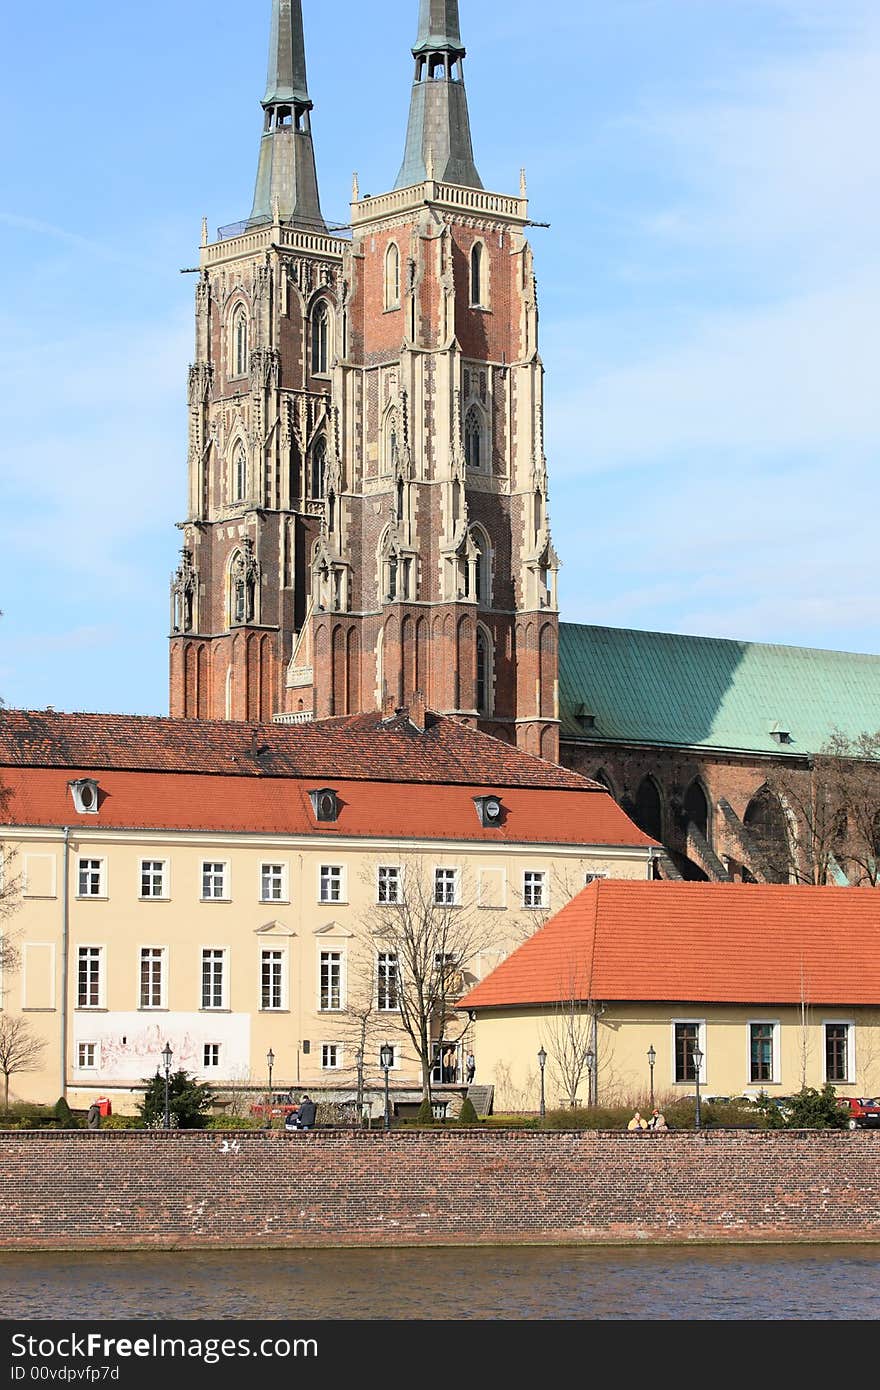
(473, 794, 503, 828)
(70, 778, 100, 815)
(310, 788, 340, 823)
(770, 726, 793, 745)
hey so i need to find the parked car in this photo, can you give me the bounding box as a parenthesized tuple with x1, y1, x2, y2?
(249, 1091, 299, 1120)
(837, 1097, 880, 1130)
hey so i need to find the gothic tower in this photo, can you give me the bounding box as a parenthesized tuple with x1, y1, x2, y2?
(169, 0, 560, 760)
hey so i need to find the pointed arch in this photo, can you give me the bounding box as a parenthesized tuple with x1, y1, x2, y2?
(464, 403, 488, 472)
(310, 435, 327, 500)
(383, 406, 401, 477)
(470, 241, 488, 308)
(230, 303, 249, 378)
(476, 623, 494, 716)
(232, 441, 248, 503)
(385, 241, 401, 310)
(634, 776, 664, 842)
(593, 768, 617, 800)
(471, 525, 491, 605)
(311, 299, 332, 375)
(683, 779, 710, 840)
(744, 786, 793, 883)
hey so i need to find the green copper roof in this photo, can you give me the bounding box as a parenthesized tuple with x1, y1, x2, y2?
(559, 623, 880, 756)
(263, 0, 311, 107)
(413, 0, 464, 54)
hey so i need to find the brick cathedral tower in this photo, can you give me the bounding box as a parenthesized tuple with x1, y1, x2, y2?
(170, 0, 560, 761)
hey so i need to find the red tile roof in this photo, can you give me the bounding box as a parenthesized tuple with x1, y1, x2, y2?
(460, 879, 880, 1008)
(0, 711, 656, 848)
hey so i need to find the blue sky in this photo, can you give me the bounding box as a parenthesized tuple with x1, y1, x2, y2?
(2, 0, 878, 715)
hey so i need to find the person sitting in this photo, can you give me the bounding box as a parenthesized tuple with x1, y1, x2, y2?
(284, 1105, 300, 1132)
(627, 1110, 648, 1131)
(296, 1094, 317, 1131)
(648, 1109, 668, 1131)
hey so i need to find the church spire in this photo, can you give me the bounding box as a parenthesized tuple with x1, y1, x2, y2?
(395, 0, 483, 190)
(250, 0, 325, 228)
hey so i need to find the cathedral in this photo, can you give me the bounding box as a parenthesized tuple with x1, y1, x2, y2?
(169, 0, 880, 886)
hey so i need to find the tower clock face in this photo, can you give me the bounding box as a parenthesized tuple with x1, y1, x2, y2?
(485, 798, 501, 820)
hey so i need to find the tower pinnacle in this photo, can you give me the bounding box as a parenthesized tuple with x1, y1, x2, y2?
(395, 0, 483, 190)
(250, 0, 325, 228)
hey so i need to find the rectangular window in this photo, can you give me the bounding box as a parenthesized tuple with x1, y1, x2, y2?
(203, 1044, 220, 1069)
(434, 867, 458, 906)
(320, 951, 342, 1011)
(377, 866, 401, 904)
(77, 1042, 97, 1069)
(201, 862, 228, 900)
(140, 860, 167, 899)
(378, 1044, 400, 1070)
(825, 1023, 850, 1083)
(261, 950, 284, 1011)
(201, 949, 225, 1010)
(260, 863, 286, 902)
(139, 947, 164, 1009)
(377, 952, 399, 1011)
(523, 871, 546, 909)
(319, 865, 343, 903)
(749, 1023, 775, 1084)
(77, 859, 103, 898)
(322, 1044, 342, 1070)
(674, 1022, 700, 1083)
(77, 947, 102, 1008)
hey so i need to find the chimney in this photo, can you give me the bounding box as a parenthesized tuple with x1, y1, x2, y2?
(409, 691, 427, 731)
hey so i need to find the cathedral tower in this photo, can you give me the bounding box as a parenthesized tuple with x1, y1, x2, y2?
(170, 0, 560, 760)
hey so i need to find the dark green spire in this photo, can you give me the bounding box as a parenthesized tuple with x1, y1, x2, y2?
(250, 0, 324, 228)
(395, 0, 483, 190)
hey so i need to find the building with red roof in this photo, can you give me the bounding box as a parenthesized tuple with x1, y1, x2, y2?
(0, 704, 656, 1114)
(460, 879, 880, 1112)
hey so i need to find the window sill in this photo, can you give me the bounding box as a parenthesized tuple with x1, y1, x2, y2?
(200, 898, 232, 904)
(259, 1008, 291, 1015)
(383, 305, 401, 314)
(137, 1007, 168, 1013)
(76, 896, 107, 903)
(75, 1007, 108, 1013)
(139, 897, 170, 904)
(200, 1008, 231, 1014)
(469, 303, 492, 313)
(260, 899, 290, 907)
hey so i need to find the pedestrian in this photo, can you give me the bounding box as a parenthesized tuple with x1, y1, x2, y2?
(465, 1051, 476, 1084)
(648, 1108, 668, 1131)
(627, 1109, 648, 1132)
(87, 1102, 101, 1131)
(296, 1094, 317, 1131)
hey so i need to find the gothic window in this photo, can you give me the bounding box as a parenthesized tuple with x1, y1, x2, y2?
(232, 306, 248, 378)
(311, 436, 327, 500)
(464, 406, 483, 471)
(328, 490, 336, 534)
(385, 243, 401, 310)
(534, 488, 544, 541)
(684, 780, 710, 840)
(383, 409, 400, 476)
(470, 243, 485, 307)
(312, 302, 330, 374)
(228, 547, 257, 627)
(744, 788, 792, 884)
(476, 627, 494, 716)
(232, 445, 247, 503)
(472, 528, 490, 606)
(634, 777, 663, 842)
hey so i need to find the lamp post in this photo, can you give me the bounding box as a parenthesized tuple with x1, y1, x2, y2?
(692, 1043, 704, 1131)
(161, 1042, 173, 1130)
(538, 1046, 547, 1118)
(380, 1043, 394, 1130)
(647, 1045, 656, 1110)
(585, 1046, 595, 1107)
(266, 1048, 275, 1127)
(355, 1047, 365, 1125)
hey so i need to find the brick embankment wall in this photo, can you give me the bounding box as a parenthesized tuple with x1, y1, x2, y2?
(1, 1129, 878, 1250)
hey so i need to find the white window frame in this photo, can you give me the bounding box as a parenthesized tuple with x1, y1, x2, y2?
(77, 858, 106, 899)
(203, 1043, 221, 1070)
(200, 947, 228, 1011)
(747, 1019, 780, 1087)
(138, 946, 167, 1011)
(319, 949, 345, 1012)
(76, 945, 105, 1010)
(433, 866, 460, 907)
(671, 1019, 706, 1085)
(260, 947, 288, 1012)
(376, 951, 400, 1012)
(321, 1043, 343, 1071)
(377, 865, 402, 905)
(139, 859, 168, 901)
(77, 1041, 99, 1070)
(318, 864, 346, 904)
(378, 1043, 401, 1071)
(260, 862, 288, 904)
(201, 860, 229, 902)
(823, 1018, 855, 1085)
(522, 870, 547, 909)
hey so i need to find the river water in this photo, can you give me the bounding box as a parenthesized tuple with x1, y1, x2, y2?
(1, 1245, 878, 1320)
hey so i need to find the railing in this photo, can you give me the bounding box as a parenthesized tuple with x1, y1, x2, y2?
(205, 219, 348, 266)
(351, 181, 528, 227)
(273, 711, 314, 725)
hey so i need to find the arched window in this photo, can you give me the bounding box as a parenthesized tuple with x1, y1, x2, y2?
(476, 627, 494, 715)
(385, 243, 400, 310)
(312, 302, 330, 374)
(232, 306, 248, 378)
(472, 529, 490, 605)
(683, 781, 709, 839)
(744, 788, 791, 884)
(311, 436, 327, 500)
(634, 777, 663, 842)
(464, 406, 484, 470)
(233, 446, 247, 503)
(470, 243, 483, 306)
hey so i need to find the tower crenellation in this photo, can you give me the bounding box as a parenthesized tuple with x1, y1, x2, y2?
(169, 0, 560, 761)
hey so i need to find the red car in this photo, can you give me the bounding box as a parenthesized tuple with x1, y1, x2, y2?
(837, 1097, 880, 1130)
(249, 1091, 299, 1120)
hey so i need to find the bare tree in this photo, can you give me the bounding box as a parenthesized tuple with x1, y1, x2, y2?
(356, 856, 501, 1102)
(0, 1015, 47, 1108)
(335, 965, 398, 1117)
(538, 942, 599, 1108)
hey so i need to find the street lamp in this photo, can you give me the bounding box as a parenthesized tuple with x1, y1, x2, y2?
(266, 1048, 275, 1127)
(647, 1045, 656, 1110)
(355, 1047, 364, 1124)
(380, 1043, 394, 1130)
(538, 1046, 547, 1118)
(161, 1042, 173, 1130)
(692, 1042, 704, 1131)
(585, 1046, 595, 1107)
